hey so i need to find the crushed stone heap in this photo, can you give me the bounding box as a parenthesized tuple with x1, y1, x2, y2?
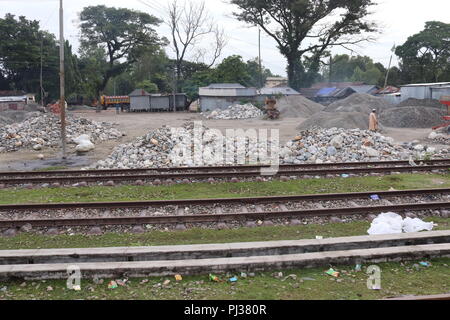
(203, 103, 263, 120)
(91, 122, 275, 169)
(380, 106, 446, 128)
(280, 127, 446, 164)
(0, 114, 123, 153)
(276, 95, 324, 118)
(325, 93, 392, 113)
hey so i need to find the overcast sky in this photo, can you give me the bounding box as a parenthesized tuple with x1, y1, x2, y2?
(1, 0, 449, 76)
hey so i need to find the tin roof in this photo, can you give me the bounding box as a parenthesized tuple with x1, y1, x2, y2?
(259, 86, 300, 95)
(129, 89, 151, 96)
(401, 82, 450, 87)
(206, 83, 246, 89)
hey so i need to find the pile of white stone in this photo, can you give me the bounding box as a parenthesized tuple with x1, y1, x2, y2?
(203, 103, 263, 120)
(280, 127, 446, 164)
(91, 122, 274, 169)
(0, 114, 123, 153)
(428, 130, 449, 145)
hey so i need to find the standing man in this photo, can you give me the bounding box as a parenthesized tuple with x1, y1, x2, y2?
(369, 109, 379, 132)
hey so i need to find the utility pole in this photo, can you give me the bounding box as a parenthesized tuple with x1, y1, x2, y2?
(59, 0, 67, 159)
(258, 28, 263, 88)
(40, 39, 44, 107)
(172, 66, 177, 112)
(384, 44, 396, 89)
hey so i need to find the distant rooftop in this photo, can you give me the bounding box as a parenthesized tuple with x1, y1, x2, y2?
(266, 77, 288, 81)
(206, 83, 246, 89)
(401, 82, 450, 87)
(129, 89, 150, 96)
(312, 82, 366, 89)
(0, 90, 26, 97)
(259, 86, 300, 95)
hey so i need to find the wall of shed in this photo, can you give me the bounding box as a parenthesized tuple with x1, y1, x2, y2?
(431, 88, 450, 101)
(199, 96, 257, 110)
(130, 96, 150, 111)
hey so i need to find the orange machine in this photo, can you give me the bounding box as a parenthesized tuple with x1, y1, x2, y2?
(100, 95, 130, 110)
(432, 96, 450, 131)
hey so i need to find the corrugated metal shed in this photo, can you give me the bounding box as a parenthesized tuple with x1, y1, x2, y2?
(316, 87, 338, 97)
(206, 83, 245, 89)
(349, 85, 378, 94)
(258, 87, 300, 95)
(199, 84, 257, 97)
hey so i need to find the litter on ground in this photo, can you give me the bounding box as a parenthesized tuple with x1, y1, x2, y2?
(367, 212, 434, 235)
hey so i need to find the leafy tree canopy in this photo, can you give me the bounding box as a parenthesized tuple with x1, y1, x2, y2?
(396, 21, 450, 83)
(230, 0, 377, 89)
(79, 5, 166, 95)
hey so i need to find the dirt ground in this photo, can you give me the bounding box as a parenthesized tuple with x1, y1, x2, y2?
(0, 109, 447, 171)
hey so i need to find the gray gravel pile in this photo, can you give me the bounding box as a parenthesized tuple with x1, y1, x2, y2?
(0, 114, 123, 153)
(276, 95, 324, 118)
(325, 93, 392, 113)
(397, 98, 444, 108)
(297, 112, 370, 130)
(380, 106, 446, 128)
(280, 127, 445, 164)
(298, 94, 392, 130)
(203, 103, 263, 120)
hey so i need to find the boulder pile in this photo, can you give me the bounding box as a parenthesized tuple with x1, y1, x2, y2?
(280, 127, 446, 164)
(0, 114, 123, 153)
(428, 130, 450, 145)
(203, 103, 263, 120)
(92, 122, 448, 170)
(91, 122, 273, 169)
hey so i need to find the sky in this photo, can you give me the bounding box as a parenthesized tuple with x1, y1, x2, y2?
(1, 0, 449, 76)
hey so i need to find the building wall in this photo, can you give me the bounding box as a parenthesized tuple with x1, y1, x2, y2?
(199, 87, 257, 97)
(431, 88, 450, 101)
(0, 101, 27, 111)
(199, 96, 257, 111)
(130, 96, 150, 111)
(380, 95, 402, 105)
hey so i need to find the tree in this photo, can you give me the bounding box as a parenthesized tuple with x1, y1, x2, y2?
(326, 54, 384, 85)
(231, 0, 377, 89)
(79, 5, 166, 96)
(215, 55, 252, 86)
(0, 14, 80, 102)
(136, 80, 158, 93)
(396, 21, 450, 83)
(167, 0, 226, 81)
(246, 57, 275, 88)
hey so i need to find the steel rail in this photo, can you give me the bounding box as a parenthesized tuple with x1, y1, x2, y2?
(1, 165, 449, 185)
(0, 188, 448, 211)
(1, 159, 449, 177)
(0, 201, 448, 228)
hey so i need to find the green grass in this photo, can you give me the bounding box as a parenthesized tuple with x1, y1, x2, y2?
(33, 166, 68, 172)
(0, 217, 448, 250)
(0, 173, 449, 205)
(1, 258, 448, 300)
(0, 173, 449, 300)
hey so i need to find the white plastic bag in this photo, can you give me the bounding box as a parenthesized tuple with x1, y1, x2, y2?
(368, 212, 434, 235)
(74, 134, 95, 152)
(367, 212, 403, 235)
(402, 217, 434, 233)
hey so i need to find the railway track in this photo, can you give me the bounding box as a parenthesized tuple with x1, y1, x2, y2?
(1, 188, 449, 230)
(0, 231, 448, 280)
(0, 159, 449, 187)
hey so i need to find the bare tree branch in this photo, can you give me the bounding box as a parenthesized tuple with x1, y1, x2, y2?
(166, 0, 226, 79)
